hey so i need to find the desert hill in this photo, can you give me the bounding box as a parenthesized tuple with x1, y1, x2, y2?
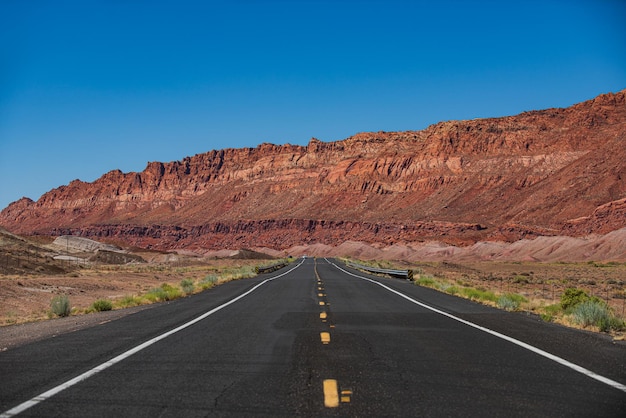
(1, 90, 625, 256)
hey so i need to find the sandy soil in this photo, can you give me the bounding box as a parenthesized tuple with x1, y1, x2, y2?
(0, 259, 268, 350)
(412, 260, 626, 312)
(0, 259, 261, 324)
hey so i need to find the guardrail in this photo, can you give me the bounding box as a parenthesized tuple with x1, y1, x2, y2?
(255, 261, 289, 274)
(345, 260, 413, 280)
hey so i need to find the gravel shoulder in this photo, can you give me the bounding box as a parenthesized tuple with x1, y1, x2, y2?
(0, 304, 154, 351)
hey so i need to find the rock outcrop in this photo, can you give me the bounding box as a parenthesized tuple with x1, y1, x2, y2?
(1, 90, 625, 251)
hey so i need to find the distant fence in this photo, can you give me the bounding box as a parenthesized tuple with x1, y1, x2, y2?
(345, 260, 413, 280)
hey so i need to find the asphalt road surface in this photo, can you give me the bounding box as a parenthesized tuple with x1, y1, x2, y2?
(1, 257, 625, 417)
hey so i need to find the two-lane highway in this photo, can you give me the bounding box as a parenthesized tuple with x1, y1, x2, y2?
(300, 258, 626, 416)
(1, 257, 625, 416)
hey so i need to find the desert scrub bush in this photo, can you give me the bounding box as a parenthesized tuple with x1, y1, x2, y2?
(51, 294, 71, 317)
(570, 301, 625, 332)
(539, 304, 561, 323)
(571, 300, 611, 330)
(144, 287, 167, 302)
(512, 275, 530, 284)
(414, 275, 436, 287)
(91, 299, 113, 312)
(118, 295, 143, 308)
(461, 287, 497, 303)
(560, 288, 591, 311)
(145, 283, 182, 302)
(180, 278, 195, 295)
(224, 265, 256, 281)
(444, 285, 459, 295)
(560, 287, 603, 312)
(497, 293, 527, 311)
(200, 274, 219, 290)
(435, 281, 453, 292)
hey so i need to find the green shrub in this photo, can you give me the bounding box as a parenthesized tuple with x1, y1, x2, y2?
(145, 283, 182, 302)
(435, 282, 449, 291)
(560, 288, 590, 311)
(118, 295, 143, 307)
(461, 288, 497, 303)
(572, 300, 611, 329)
(512, 275, 529, 284)
(144, 287, 167, 302)
(504, 293, 527, 304)
(51, 294, 71, 317)
(569, 300, 625, 332)
(414, 276, 436, 287)
(544, 303, 561, 315)
(181, 278, 195, 294)
(201, 274, 219, 290)
(445, 286, 459, 295)
(540, 304, 562, 323)
(160, 283, 182, 300)
(91, 299, 113, 312)
(497, 294, 525, 311)
(607, 317, 626, 332)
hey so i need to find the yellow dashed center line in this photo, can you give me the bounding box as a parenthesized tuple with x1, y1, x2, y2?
(320, 332, 331, 344)
(323, 379, 339, 408)
(341, 389, 352, 403)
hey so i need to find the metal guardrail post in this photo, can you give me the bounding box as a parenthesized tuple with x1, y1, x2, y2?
(345, 261, 413, 280)
(255, 261, 289, 274)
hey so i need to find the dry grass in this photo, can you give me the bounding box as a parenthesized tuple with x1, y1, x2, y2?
(0, 260, 264, 325)
(405, 261, 626, 337)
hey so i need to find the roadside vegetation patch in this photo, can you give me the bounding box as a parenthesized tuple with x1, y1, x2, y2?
(200, 274, 219, 290)
(117, 295, 144, 308)
(145, 283, 183, 302)
(412, 273, 504, 305)
(50, 294, 71, 317)
(400, 260, 626, 337)
(497, 293, 528, 311)
(1, 257, 272, 325)
(180, 278, 195, 294)
(90, 298, 113, 312)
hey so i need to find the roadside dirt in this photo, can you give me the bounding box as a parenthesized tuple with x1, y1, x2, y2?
(0, 305, 153, 351)
(0, 259, 265, 350)
(408, 260, 626, 315)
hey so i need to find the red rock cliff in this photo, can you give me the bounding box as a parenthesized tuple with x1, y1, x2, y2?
(1, 90, 625, 249)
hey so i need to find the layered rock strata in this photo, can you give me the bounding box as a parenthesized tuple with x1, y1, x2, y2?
(1, 90, 625, 250)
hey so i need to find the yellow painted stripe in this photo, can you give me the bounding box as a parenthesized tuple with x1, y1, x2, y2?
(319, 301, 325, 306)
(320, 312, 327, 320)
(323, 379, 339, 408)
(318, 293, 325, 297)
(320, 332, 331, 344)
(341, 390, 352, 403)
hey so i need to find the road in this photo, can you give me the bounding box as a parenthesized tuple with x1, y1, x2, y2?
(1, 257, 625, 416)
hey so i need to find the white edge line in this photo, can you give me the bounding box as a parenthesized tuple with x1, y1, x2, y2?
(328, 259, 626, 394)
(0, 261, 304, 418)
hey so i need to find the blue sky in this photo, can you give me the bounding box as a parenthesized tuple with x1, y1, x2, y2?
(1, 0, 625, 210)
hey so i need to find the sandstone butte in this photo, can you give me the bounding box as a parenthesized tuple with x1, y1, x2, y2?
(1, 90, 625, 256)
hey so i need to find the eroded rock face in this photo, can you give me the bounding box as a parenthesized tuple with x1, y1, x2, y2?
(1, 90, 625, 250)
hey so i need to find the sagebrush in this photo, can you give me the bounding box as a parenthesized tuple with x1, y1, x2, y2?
(51, 294, 71, 317)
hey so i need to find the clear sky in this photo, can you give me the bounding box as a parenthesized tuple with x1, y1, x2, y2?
(1, 0, 625, 210)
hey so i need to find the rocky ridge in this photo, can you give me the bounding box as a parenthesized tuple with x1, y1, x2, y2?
(1, 90, 625, 255)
